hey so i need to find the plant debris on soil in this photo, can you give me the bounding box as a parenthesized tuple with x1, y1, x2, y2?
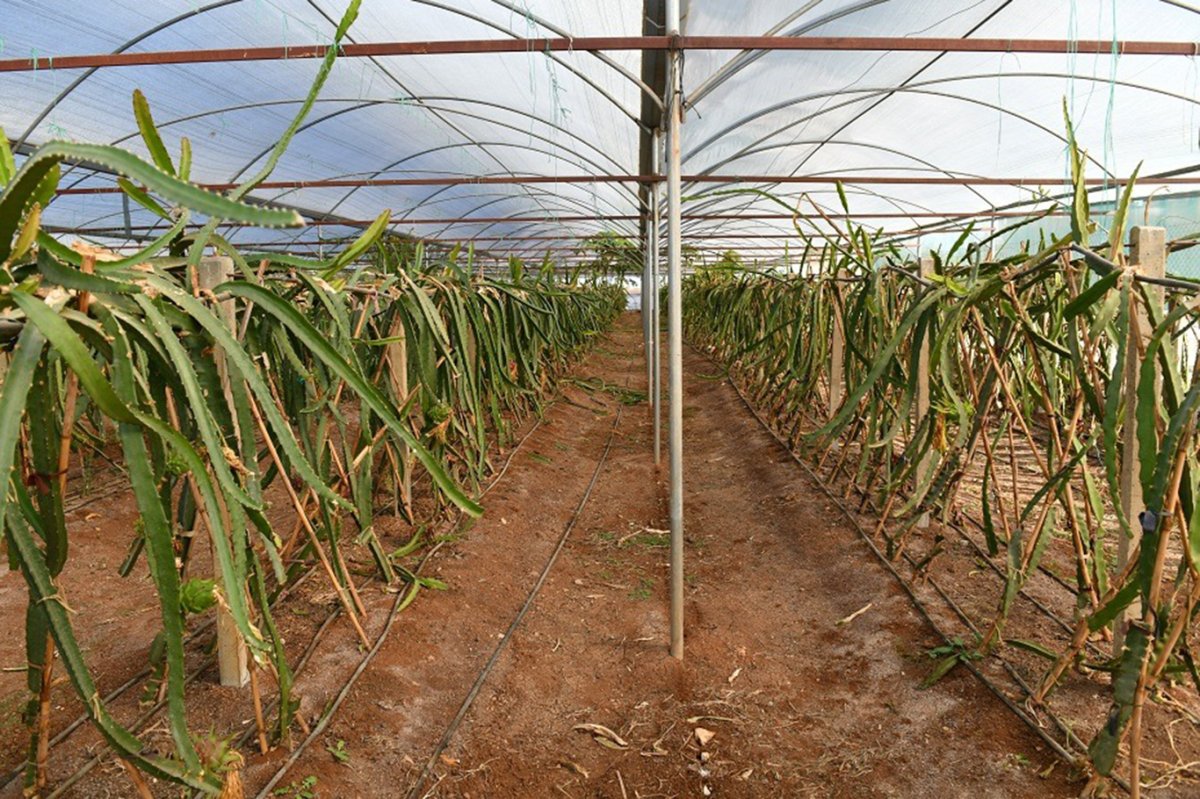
(1, 315, 1181, 797)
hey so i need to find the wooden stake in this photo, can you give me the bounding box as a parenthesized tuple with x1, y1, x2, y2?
(249, 665, 270, 755)
(246, 392, 372, 649)
(1114, 226, 1165, 656)
(197, 256, 250, 688)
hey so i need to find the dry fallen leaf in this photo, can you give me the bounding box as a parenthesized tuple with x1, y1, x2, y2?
(727, 667, 742, 685)
(694, 727, 716, 747)
(559, 760, 589, 779)
(573, 723, 629, 750)
(439, 754, 459, 767)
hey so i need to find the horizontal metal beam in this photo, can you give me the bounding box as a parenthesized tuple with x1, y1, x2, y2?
(56, 175, 658, 194)
(3, 36, 1197, 72)
(51, 206, 1075, 235)
(53, 173, 1200, 200)
(52, 208, 1078, 236)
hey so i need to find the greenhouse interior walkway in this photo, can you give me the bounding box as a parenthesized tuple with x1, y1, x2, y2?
(0, 312, 1083, 799)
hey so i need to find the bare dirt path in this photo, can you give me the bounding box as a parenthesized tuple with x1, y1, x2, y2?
(2, 314, 1082, 798)
(263, 314, 1077, 799)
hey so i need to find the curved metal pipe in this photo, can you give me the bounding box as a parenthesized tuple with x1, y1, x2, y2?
(14, 0, 242, 150)
(412, 0, 652, 124)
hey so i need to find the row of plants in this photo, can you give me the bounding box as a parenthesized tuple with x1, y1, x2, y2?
(0, 1, 624, 794)
(682, 112, 1200, 795)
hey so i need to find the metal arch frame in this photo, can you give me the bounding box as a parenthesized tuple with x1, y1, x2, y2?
(686, 171, 1037, 242)
(684, 137, 1000, 222)
(243, 140, 638, 222)
(678, 181, 999, 241)
(694, 0, 1015, 212)
(223, 100, 634, 193)
(300, 0, 597, 257)
(479, 0, 661, 112)
(49, 95, 641, 249)
(257, 181, 641, 254)
(295, 103, 645, 216)
(691, 69, 1200, 167)
(381, 172, 633, 235)
(276, 175, 642, 254)
(13, 0, 242, 151)
(405, 189, 639, 240)
(22, 4, 650, 289)
(375, 188, 624, 239)
(674, 68, 1200, 232)
(38, 64, 1199, 249)
(686, 68, 1200, 200)
(410, 0, 657, 125)
(52, 95, 634, 191)
(273, 118, 636, 226)
(687, 0, 895, 106)
(677, 167, 1048, 233)
(684, 78, 1139, 177)
(64, 170, 633, 256)
(674, 80, 1131, 227)
(687, 53, 1200, 226)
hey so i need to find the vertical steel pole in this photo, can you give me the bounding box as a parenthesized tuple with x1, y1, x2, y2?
(652, 131, 662, 467)
(665, 0, 685, 660)
(643, 208, 653, 399)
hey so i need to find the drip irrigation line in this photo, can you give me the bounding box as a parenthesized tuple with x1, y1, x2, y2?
(252, 378, 584, 799)
(958, 514, 1081, 597)
(701, 343, 1134, 793)
(15, 362, 570, 795)
(251, 544, 441, 799)
(0, 554, 308, 791)
(942, 515, 1106, 657)
(28, 402, 545, 796)
(25, 566, 325, 798)
(806, 424, 1100, 655)
(227, 401, 556, 798)
(403, 361, 632, 799)
(814, 428, 1104, 659)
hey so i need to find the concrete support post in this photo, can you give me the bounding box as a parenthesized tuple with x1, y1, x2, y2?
(829, 270, 845, 416)
(386, 321, 413, 514)
(198, 255, 249, 688)
(1114, 226, 1166, 654)
(916, 256, 934, 529)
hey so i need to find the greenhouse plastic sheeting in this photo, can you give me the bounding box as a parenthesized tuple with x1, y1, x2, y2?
(1, 0, 1198, 266)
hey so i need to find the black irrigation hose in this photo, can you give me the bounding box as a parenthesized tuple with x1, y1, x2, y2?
(0, 471, 337, 790)
(817, 447, 1105, 661)
(20, 341, 607, 798)
(252, 542, 442, 799)
(705, 344, 1134, 794)
(403, 366, 631, 799)
(943, 514, 1111, 660)
(30, 569, 327, 799)
(233, 406, 555, 782)
(253, 393, 577, 799)
(18, 387, 565, 797)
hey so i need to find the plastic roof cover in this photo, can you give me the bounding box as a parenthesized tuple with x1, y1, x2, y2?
(2, 0, 1199, 264)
